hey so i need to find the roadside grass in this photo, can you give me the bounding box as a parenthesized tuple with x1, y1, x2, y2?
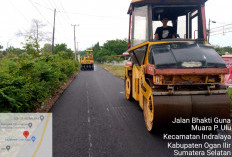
(98, 64, 125, 79)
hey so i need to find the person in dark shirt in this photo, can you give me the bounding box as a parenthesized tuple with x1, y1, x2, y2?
(154, 17, 175, 40)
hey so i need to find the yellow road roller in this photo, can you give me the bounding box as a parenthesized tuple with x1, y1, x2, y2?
(81, 50, 94, 71)
(125, 0, 230, 131)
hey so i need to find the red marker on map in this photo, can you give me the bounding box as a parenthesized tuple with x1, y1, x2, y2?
(23, 131, 29, 139)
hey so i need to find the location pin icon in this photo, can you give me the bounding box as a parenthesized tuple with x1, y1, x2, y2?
(23, 131, 29, 139)
(28, 123, 32, 128)
(40, 115, 44, 121)
(31, 136, 36, 142)
(6, 145, 10, 151)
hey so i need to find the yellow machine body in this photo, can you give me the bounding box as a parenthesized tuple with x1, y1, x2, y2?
(81, 50, 94, 71)
(124, 0, 230, 131)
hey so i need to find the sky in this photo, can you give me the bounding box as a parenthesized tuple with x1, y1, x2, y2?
(0, 0, 232, 51)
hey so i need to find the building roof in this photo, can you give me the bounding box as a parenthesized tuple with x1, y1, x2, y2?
(116, 52, 130, 57)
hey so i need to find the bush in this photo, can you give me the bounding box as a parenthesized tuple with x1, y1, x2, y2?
(0, 52, 80, 112)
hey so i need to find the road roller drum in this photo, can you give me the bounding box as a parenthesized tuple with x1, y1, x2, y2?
(152, 94, 230, 124)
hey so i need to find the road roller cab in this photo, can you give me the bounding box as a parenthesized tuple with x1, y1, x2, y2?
(125, 0, 230, 131)
(81, 50, 94, 71)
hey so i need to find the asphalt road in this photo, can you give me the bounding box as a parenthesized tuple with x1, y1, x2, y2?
(51, 65, 232, 157)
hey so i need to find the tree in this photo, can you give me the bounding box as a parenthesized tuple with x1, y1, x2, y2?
(214, 45, 232, 56)
(23, 36, 38, 55)
(5, 46, 24, 55)
(41, 43, 52, 53)
(92, 42, 101, 52)
(102, 39, 128, 55)
(17, 19, 51, 53)
(0, 52, 3, 59)
(88, 39, 128, 62)
(54, 43, 73, 59)
(79, 50, 86, 56)
(0, 45, 3, 58)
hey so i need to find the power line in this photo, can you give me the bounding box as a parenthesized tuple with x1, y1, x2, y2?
(55, 12, 72, 40)
(48, 2, 73, 40)
(31, 1, 127, 20)
(51, 0, 70, 24)
(58, 0, 72, 23)
(28, 0, 53, 27)
(59, 10, 128, 19)
(50, 0, 70, 25)
(51, 0, 59, 9)
(210, 24, 232, 36)
(211, 24, 232, 30)
(211, 31, 232, 36)
(9, 0, 31, 25)
(33, 1, 70, 26)
(28, 0, 72, 47)
(32, 1, 72, 25)
(33, 1, 53, 11)
(55, 0, 72, 25)
(7, 0, 32, 33)
(47, 0, 55, 9)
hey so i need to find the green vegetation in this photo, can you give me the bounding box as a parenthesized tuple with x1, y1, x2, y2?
(41, 44, 52, 53)
(0, 41, 79, 112)
(0, 47, 24, 57)
(98, 64, 124, 79)
(214, 46, 232, 56)
(227, 88, 232, 108)
(80, 39, 128, 63)
(0, 19, 79, 112)
(79, 41, 232, 63)
(0, 52, 79, 112)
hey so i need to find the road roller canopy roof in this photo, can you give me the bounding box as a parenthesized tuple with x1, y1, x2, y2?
(128, 0, 207, 14)
(86, 50, 93, 52)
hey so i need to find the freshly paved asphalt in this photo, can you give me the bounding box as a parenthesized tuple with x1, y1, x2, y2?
(51, 65, 232, 157)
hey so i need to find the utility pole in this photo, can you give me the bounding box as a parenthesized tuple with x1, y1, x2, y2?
(71, 24, 79, 60)
(208, 19, 211, 42)
(52, 9, 56, 55)
(208, 19, 216, 42)
(77, 42, 80, 61)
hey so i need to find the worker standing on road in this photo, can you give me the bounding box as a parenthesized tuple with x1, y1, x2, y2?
(154, 17, 175, 40)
